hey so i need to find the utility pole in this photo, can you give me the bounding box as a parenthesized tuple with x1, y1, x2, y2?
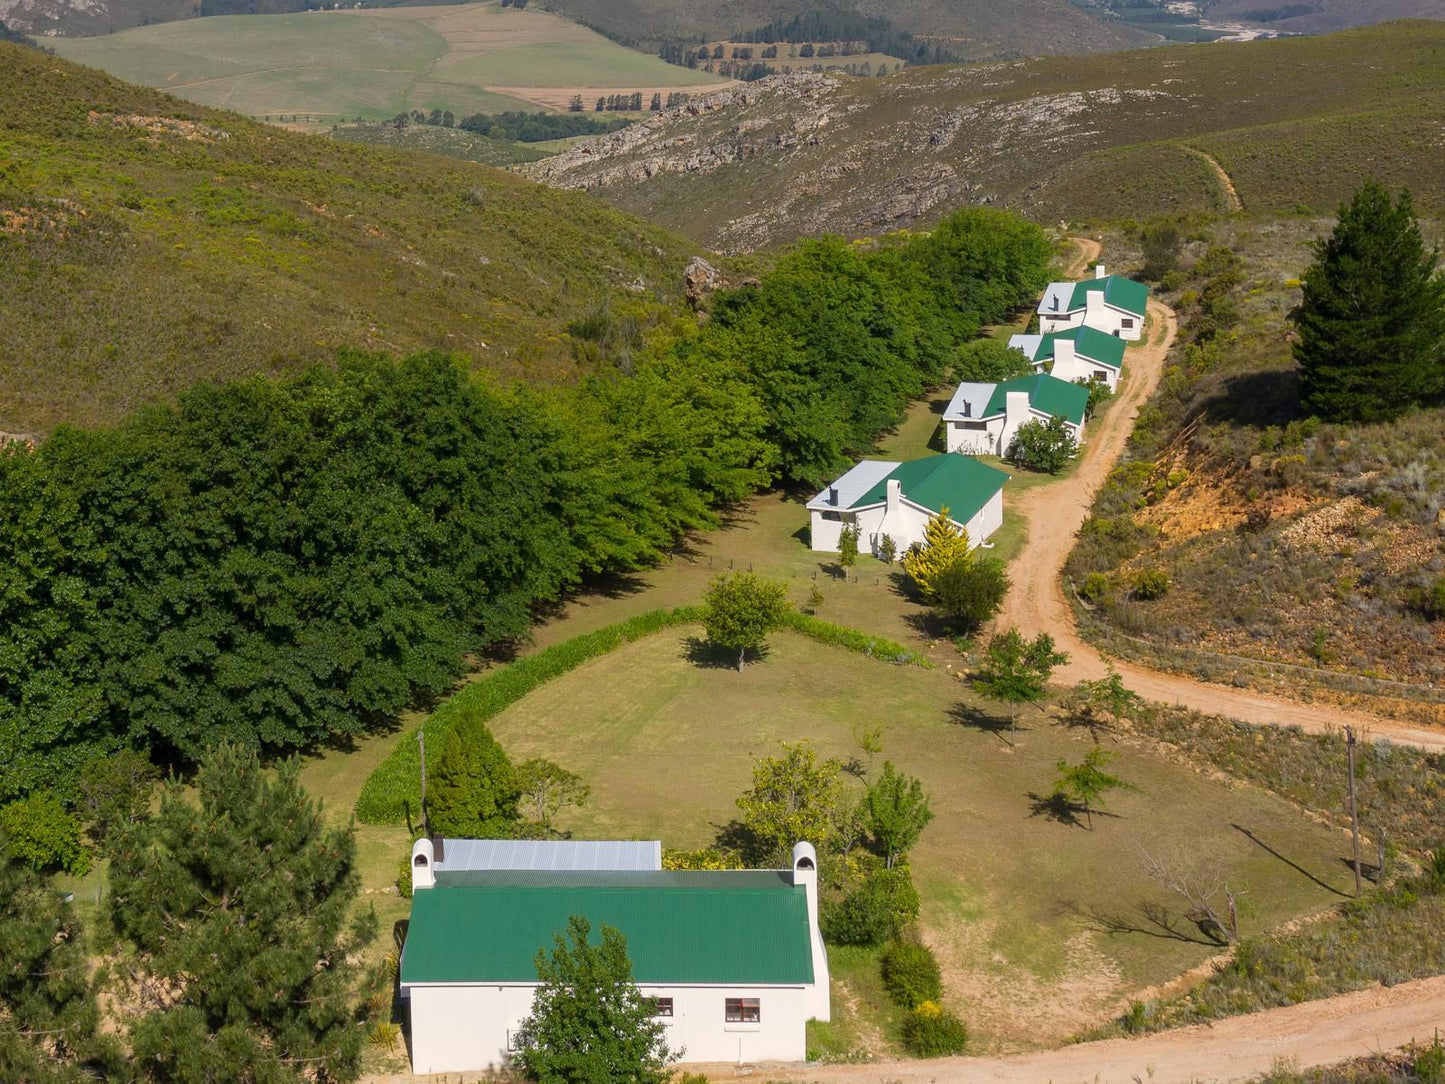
(1345, 726, 1361, 896)
(418, 728, 430, 840)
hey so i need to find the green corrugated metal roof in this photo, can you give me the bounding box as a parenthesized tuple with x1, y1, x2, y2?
(984, 374, 1089, 427)
(1071, 275, 1149, 317)
(1039, 326, 1127, 370)
(854, 455, 1008, 523)
(401, 871, 814, 986)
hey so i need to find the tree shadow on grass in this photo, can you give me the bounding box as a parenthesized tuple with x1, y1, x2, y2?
(1194, 368, 1301, 429)
(1065, 900, 1227, 946)
(711, 819, 768, 866)
(681, 636, 771, 671)
(1055, 706, 1116, 743)
(1027, 792, 1122, 829)
(949, 702, 1020, 746)
(1233, 824, 1350, 897)
(904, 608, 961, 642)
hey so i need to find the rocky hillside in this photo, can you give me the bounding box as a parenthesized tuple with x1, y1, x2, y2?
(524, 22, 1445, 250)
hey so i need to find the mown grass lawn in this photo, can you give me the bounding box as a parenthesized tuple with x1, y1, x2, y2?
(481, 628, 1354, 1051)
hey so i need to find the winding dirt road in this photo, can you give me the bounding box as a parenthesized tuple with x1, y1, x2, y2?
(996, 250, 1445, 751)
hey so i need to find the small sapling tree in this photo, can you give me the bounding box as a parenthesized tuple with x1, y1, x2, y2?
(516, 758, 590, 837)
(862, 761, 934, 868)
(512, 915, 675, 1084)
(972, 628, 1068, 734)
(701, 571, 791, 671)
(1050, 747, 1134, 829)
(838, 524, 860, 573)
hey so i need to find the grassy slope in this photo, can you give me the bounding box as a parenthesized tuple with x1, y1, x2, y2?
(0, 42, 702, 434)
(46, 3, 722, 121)
(328, 121, 550, 166)
(537, 0, 1152, 58)
(524, 22, 1445, 250)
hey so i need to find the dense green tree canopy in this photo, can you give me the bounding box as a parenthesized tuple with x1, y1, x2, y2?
(1292, 181, 1445, 422)
(700, 572, 791, 671)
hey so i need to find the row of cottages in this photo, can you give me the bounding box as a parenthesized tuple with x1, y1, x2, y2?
(807, 453, 1008, 558)
(402, 837, 830, 1073)
(1036, 263, 1149, 341)
(942, 372, 1090, 457)
(1008, 325, 1128, 392)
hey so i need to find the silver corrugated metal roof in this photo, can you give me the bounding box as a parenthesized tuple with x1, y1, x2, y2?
(942, 381, 999, 422)
(1008, 333, 1044, 360)
(806, 459, 900, 512)
(1036, 281, 1078, 315)
(435, 839, 662, 872)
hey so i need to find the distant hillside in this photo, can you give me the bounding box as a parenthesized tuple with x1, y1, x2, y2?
(1199, 0, 1445, 33)
(538, 0, 1153, 60)
(0, 43, 702, 434)
(524, 22, 1445, 250)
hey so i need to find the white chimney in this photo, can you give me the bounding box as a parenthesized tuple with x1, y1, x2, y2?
(1053, 337, 1076, 377)
(1005, 390, 1030, 428)
(1095, 262, 1107, 279)
(885, 478, 901, 511)
(792, 842, 831, 1023)
(411, 837, 436, 891)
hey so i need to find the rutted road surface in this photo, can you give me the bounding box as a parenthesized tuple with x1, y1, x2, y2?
(995, 278, 1445, 751)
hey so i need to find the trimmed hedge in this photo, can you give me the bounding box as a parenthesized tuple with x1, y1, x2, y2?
(881, 939, 943, 1008)
(782, 612, 933, 669)
(355, 605, 932, 825)
(355, 607, 700, 824)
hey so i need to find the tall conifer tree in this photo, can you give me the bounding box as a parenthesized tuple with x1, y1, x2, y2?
(1292, 181, 1445, 421)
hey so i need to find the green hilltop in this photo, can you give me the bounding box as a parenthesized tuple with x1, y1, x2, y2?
(0, 42, 700, 434)
(526, 20, 1445, 250)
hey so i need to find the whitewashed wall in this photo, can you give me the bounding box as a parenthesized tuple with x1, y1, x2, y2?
(1083, 292, 1143, 340)
(964, 489, 1005, 548)
(406, 984, 809, 1073)
(945, 418, 1000, 455)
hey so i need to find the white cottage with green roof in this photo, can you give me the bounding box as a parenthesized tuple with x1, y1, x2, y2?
(1037, 265, 1149, 341)
(401, 839, 829, 1072)
(943, 372, 1090, 457)
(1010, 324, 1128, 392)
(807, 454, 1008, 559)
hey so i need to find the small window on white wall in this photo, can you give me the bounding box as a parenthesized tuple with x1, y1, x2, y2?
(1121, 317, 1134, 329)
(648, 997, 674, 1018)
(725, 997, 760, 1023)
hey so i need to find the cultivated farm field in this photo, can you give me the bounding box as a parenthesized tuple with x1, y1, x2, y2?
(48, 2, 731, 122)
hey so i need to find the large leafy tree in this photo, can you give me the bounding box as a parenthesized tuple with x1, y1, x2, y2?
(108, 743, 378, 1084)
(427, 714, 522, 838)
(737, 741, 842, 865)
(0, 832, 118, 1082)
(862, 761, 934, 868)
(512, 915, 675, 1084)
(700, 571, 791, 671)
(1292, 181, 1445, 422)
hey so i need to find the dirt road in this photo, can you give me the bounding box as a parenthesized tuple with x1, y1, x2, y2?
(995, 292, 1445, 752)
(692, 974, 1445, 1083)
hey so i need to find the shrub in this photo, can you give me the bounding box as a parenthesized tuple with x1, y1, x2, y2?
(1007, 415, 1076, 474)
(1409, 576, 1445, 621)
(821, 867, 921, 946)
(0, 792, 89, 875)
(901, 1000, 969, 1057)
(662, 847, 743, 870)
(1133, 568, 1170, 600)
(396, 851, 414, 899)
(1081, 572, 1112, 602)
(880, 940, 943, 1008)
(933, 557, 1009, 628)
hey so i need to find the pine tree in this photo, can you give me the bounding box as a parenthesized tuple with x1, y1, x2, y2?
(0, 832, 118, 1082)
(107, 743, 378, 1083)
(900, 507, 971, 599)
(1292, 181, 1445, 422)
(428, 714, 522, 837)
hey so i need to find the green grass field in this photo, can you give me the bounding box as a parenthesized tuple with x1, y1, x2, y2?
(49, 2, 723, 122)
(477, 628, 1350, 1051)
